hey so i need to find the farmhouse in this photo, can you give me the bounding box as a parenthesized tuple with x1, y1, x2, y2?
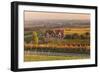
(45, 29, 64, 39)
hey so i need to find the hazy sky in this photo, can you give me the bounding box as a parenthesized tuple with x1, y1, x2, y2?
(24, 11, 90, 21)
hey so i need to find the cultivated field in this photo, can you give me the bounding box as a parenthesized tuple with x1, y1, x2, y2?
(24, 26, 90, 62)
(24, 54, 89, 62)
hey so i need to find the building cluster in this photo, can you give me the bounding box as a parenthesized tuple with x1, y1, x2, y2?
(45, 29, 64, 39)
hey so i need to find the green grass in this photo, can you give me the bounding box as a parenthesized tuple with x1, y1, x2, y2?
(24, 54, 90, 62)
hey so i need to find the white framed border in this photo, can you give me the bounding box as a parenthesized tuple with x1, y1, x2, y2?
(18, 5, 96, 69)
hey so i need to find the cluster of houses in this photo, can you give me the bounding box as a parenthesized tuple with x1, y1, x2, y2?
(45, 29, 64, 39)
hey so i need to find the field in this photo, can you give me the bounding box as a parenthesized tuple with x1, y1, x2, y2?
(24, 54, 90, 62)
(24, 26, 90, 62)
(64, 28, 90, 35)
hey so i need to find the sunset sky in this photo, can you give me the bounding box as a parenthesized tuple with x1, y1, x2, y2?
(24, 11, 90, 21)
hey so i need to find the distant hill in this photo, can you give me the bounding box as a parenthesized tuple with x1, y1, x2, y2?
(24, 19, 90, 29)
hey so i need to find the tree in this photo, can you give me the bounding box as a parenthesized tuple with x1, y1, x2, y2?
(72, 33, 79, 39)
(85, 32, 90, 36)
(33, 31, 38, 46)
(84, 32, 90, 39)
(64, 34, 72, 39)
(80, 34, 85, 39)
